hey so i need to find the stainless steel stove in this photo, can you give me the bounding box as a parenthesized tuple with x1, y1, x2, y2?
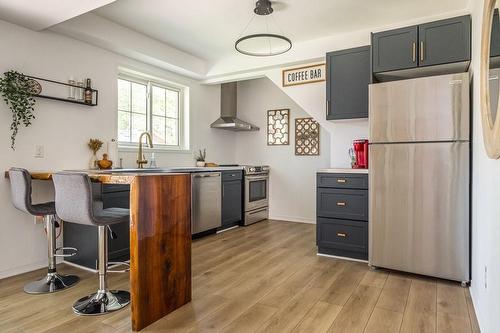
(242, 165, 269, 225)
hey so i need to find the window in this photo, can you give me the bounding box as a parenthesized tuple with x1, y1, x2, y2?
(117, 76, 184, 149)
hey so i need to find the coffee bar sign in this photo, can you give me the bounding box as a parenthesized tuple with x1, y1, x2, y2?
(282, 63, 326, 87)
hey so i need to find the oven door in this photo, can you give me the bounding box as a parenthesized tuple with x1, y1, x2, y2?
(245, 175, 269, 211)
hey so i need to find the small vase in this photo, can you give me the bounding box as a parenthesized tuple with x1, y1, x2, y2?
(89, 152, 98, 170)
(196, 161, 205, 167)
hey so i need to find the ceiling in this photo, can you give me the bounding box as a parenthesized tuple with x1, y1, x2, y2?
(0, 0, 116, 30)
(95, 0, 470, 62)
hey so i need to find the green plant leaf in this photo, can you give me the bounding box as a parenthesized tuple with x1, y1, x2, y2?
(0, 70, 37, 149)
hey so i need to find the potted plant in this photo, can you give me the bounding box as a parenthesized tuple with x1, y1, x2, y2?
(194, 148, 206, 167)
(0, 71, 38, 149)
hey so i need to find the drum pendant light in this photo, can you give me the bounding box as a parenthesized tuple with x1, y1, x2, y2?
(235, 0, 292, 57)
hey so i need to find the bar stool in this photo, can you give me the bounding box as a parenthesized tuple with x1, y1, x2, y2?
(8, 168, 79, 294)
(52, 172, 130, 315)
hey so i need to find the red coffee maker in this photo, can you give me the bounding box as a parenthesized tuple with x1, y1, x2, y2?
(352, 139, 369, 169)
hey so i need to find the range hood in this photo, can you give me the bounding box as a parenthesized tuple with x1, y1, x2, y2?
(210, 82, 259, 131)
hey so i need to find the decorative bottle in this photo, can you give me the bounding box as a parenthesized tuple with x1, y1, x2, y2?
(84, 79, 93, 104)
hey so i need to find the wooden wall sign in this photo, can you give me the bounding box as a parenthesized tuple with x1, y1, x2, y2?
(295, 117, 320, 156)
(267, 109, 290, 145)
(282, 63, 326, 87)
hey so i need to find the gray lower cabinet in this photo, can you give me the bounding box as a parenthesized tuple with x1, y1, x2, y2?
(221, 171, 243, 229)
(63, 184, 130, 269)
(326, 46, 371, 120)
(316, 173, 368, 260)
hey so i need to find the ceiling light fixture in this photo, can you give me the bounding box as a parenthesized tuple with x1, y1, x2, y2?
(235, 0, 292, 57)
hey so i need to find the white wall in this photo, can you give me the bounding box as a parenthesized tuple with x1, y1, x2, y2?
(469, 1, 500, 332)
(265, 68, 368, 167)
(235, 78, 330, 223)
(0, 19, 235, 278)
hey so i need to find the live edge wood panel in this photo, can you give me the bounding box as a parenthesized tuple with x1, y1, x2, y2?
(326, 46, 371, 120)
(129, 174, 191, 331)
(316, 173, 368, 260)
(372, 15, 471, 73)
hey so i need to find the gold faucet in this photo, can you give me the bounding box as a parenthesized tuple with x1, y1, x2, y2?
(137, 132, 153, 168)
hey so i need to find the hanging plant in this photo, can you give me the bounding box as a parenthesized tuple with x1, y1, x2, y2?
(0, 70, 38, 149)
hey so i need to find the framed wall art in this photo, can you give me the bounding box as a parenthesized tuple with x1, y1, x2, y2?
(295, 117, 320, 155)
(267, 109, 290, 145)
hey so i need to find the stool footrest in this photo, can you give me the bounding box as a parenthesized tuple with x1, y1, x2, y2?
(107, 261, 130, 273)
(54, 247, 78, 258)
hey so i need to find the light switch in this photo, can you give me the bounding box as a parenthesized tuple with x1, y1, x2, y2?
(34, 144, 44, 158)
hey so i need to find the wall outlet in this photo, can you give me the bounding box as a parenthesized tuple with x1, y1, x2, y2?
(485, 265, 488, 289)
(34, 215, 44, 224)
(34, 144, 44, 158)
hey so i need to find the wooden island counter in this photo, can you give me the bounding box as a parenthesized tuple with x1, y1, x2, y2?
(6, 170, 192, 331)
(126, 172, 191, 331)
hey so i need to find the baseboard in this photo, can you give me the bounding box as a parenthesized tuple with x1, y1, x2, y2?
(62, 260, 98, 273)
(270, 215, 316, 224)
(0, 260, 48, 280)
(317, 252, 369, 264)
(469, 286, 483, 332)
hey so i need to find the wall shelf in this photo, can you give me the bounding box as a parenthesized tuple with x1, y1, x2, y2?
(27, 75, 98, 107)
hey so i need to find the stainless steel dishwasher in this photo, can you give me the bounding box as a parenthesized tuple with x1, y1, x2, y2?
(191, 172, 222, 234)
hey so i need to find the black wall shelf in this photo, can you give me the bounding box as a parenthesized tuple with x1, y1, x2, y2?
(27, 75, 98, 107)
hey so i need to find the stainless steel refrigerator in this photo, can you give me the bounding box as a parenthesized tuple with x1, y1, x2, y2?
(369, 73, 470, 283)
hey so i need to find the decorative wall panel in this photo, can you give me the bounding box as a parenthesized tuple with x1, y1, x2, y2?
(267, 109, 290, 145)
(295, 117, 320, 155)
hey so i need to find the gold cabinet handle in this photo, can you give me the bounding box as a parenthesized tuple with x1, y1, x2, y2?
(412, 42, 416, 63)
(337, 232, 347, 237)
(337, 202, 346, 206)
(337, 179, 346, 183)
(420, 41, 424, 62)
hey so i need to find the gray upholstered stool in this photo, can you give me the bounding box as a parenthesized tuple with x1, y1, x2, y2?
(52, 172, 130, 316)
(8, 168, 79, 294)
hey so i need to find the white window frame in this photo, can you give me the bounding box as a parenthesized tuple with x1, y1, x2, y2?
(117, 72, 188, 152)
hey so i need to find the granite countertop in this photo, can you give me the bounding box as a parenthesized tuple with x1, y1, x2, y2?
(4, 167, 245, 183)
(71, 166, 245, 174)
(317, 168, 369, 174)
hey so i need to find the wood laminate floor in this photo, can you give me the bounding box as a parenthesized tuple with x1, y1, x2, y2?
(0, 220, 480, 333)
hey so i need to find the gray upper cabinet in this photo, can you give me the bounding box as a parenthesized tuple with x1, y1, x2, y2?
(372, 26, 418, 73)
(491, 9, 500, 58)
(372, 15, 471, 74)
(326, 46, 371, 120)
(418, 15, 471, 67)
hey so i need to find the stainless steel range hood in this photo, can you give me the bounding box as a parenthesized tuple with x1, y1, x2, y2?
(210, 82, 259, 131)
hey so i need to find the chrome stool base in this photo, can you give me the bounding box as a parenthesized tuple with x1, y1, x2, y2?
(73, 290, 130, 316)
(24, 273, 80, 294)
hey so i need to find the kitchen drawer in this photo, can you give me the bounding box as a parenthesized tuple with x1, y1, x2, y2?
(317, 218, 368, 259)
(317, 173, 368, 190)
(317, 188, 368, 221)
(222, 170, 243, 182)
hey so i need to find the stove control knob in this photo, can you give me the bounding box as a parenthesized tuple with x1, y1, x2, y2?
(249, 167, 256, 172)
